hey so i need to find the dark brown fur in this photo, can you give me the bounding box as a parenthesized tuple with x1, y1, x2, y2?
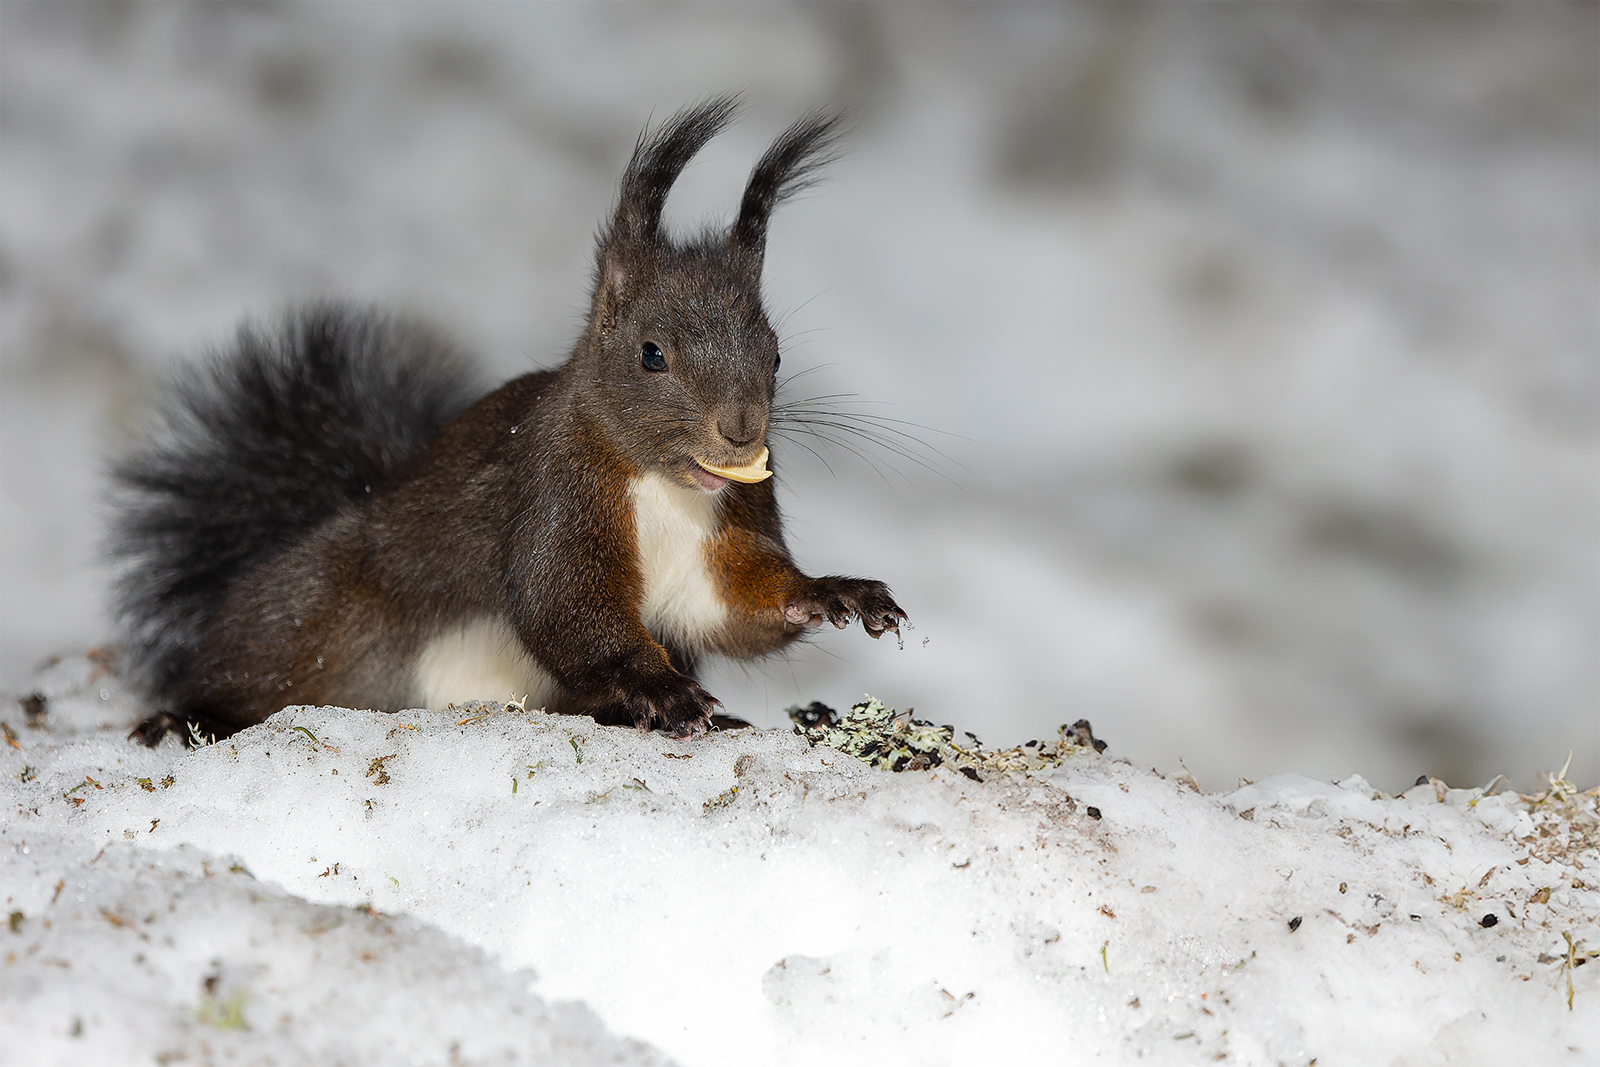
(122, 97, 906, 745)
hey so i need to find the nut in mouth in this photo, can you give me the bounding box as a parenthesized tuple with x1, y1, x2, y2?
(694, 447, 771, 484)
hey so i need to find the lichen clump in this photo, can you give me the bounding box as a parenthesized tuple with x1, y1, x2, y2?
(789, 696, 1105, 780)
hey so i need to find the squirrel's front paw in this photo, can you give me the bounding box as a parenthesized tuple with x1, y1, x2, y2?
(626, 673, 721, 738)
(785, 577, 908, 639)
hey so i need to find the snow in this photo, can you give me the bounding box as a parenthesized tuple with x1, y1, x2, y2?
(4, 657, 1596, 1064)
(2, 837, 666, 1067)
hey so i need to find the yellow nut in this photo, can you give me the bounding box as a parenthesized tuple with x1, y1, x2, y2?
(696, 447, 772, 483)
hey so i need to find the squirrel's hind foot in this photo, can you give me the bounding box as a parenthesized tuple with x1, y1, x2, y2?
(129, 712, 179, 747)
(625, 674, 721, 738)
(129, 710, 229, 748)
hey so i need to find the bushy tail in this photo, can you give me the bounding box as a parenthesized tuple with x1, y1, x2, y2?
(109, 303, 483, 702)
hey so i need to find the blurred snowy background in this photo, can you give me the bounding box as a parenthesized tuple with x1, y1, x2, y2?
(1, 1, 1594, 793)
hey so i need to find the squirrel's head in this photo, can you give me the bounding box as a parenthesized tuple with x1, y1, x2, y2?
(581, 96, 843, 493)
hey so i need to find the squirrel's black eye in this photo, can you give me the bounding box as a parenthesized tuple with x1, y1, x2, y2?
(640, 342, 667, 373)
(773, 353, 781, 376)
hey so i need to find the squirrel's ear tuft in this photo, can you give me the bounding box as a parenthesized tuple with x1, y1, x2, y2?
(731, 109, 847, 275)
(608, 95, 742, 252)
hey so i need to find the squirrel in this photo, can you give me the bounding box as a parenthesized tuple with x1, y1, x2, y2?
(111, 96, 907, 746)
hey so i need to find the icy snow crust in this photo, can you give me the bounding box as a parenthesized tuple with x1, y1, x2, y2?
(4, 659, 1595, 1065)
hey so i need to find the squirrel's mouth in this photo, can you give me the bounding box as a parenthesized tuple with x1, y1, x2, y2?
(694, 447, 771, 485)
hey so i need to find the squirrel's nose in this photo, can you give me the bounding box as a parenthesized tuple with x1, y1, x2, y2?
(717, 412, 761, 448)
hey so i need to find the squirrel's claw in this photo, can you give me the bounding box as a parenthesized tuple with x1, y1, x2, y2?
(862, 607, 907, 639)
(129, 712, 182, 748)
(129, 711, 224, 748)
(626, 673, 719, 737)
(786, 577, 907, 640)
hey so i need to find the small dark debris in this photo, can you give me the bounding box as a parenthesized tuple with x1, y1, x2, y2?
(1086, 806, 1102, 820)
(787, 701, 837, 729)
(1168, 442, 1253, 499)
(366, 755, 396, 785)
(1288, 916, 1302, 933)
(8, 911, 22, 933)
(1415, 775, 1431, 787)
(1065, 719, 1108, 753)
(1480, 914, 1498, 928)
(20, 692, 47, 727)
(959, 766, 982, 782)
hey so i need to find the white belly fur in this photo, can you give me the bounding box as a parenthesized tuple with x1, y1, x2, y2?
(412, 475, 723, 710)
(629, 472, 727, 648)
(414, 616, 555, 710)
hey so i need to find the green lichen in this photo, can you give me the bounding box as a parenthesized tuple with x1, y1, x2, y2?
(790, 696, 1106, 780)
(196, 988, 249, 1031)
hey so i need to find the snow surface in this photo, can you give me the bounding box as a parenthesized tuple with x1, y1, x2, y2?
(4, 656, 1596, 1065)
(2, 3, 1596, 793)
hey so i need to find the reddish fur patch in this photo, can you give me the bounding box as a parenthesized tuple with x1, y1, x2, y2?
(706, 527, 810, 658)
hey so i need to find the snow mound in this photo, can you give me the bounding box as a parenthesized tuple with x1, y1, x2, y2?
(3, 656, 1596, 1066)
(1, 837, 669, 1066)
